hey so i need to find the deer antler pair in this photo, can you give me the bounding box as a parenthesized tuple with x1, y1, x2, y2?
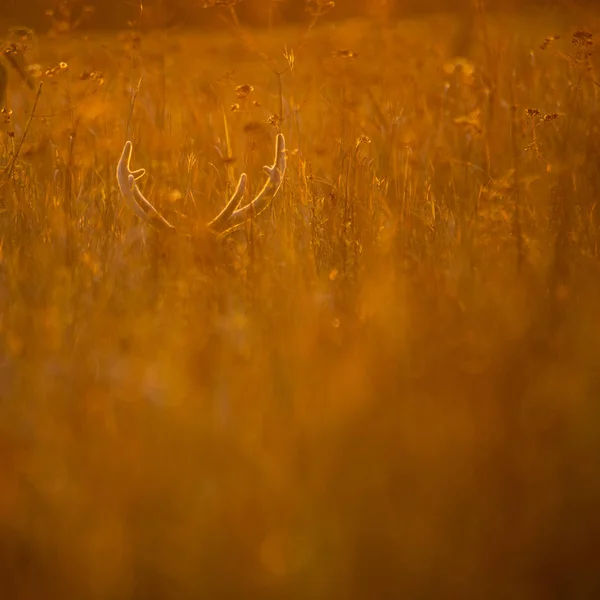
(116, 133, 286, 236)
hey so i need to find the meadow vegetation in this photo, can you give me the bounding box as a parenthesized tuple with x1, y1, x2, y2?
(1, 3, 600, 598)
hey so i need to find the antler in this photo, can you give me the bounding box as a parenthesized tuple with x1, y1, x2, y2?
(116, 134, 286, 236)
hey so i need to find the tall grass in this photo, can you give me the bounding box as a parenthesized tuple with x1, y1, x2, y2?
(1, 7, 600, 599)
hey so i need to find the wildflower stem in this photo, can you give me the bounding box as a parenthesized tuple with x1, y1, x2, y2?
(4, 81, 42, 180)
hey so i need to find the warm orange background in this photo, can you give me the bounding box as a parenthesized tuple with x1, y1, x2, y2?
(0, 0, 588, 30)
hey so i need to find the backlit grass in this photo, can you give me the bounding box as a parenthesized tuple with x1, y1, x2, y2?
(1, 6, 600, 598)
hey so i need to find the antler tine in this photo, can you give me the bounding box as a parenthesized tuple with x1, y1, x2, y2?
(130, 176, 178, 231)
(207, 172, 247, 233)
(116, 141, 176, 232)
(212, 133, 287, 235)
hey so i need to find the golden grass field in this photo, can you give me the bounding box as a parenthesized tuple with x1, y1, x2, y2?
(1, 4, 600, 598)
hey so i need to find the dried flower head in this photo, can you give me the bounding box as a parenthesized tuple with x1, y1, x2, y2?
(333, 49, 359, 59)
(2, 42, 35, 89)
(543, 113, 560, 122)
(203, 0, 241, 7)
(45, 61, 69, 77)
(356, 134, 371, 150)
(235, 84, 254, 99)
(525, 108, 541, 119)
(540, 34, 560, 50)
(1, 107, 13, 124)
(572, 30, 593, 47)
(306, 0, 336, 17)
(79, 70, 105, 84)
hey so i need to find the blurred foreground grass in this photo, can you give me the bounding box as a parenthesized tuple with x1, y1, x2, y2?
(1, 8, 600, 599)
